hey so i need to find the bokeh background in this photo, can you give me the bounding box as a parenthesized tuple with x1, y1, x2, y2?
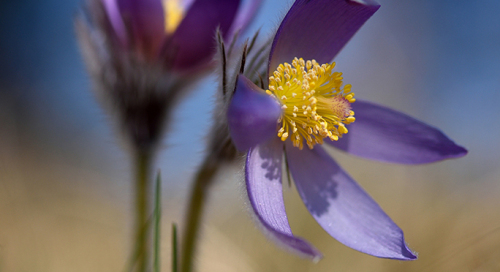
(1, 0, 500, 271)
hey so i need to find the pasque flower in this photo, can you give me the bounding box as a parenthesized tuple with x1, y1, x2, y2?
(76, 0, 262, 150)
(227, 0, 467, 260)
(76, 1, 262, 270)
(102, 0, 262, 71)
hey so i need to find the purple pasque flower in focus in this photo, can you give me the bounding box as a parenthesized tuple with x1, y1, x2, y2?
(102, 0, 262, 71)
(227, 0, 467, 260)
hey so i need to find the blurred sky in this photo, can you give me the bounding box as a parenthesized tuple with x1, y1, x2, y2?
(1, 0, 500, 204)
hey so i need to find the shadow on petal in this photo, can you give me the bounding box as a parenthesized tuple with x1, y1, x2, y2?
(286, 142, 416, 260)
(245, 138, 321, 259)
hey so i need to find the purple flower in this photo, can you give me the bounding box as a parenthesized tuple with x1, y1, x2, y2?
(226, 0, 467, 260)
(102, 0, 262, 71)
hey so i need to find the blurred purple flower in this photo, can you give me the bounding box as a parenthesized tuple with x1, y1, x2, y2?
(76, 0, 262, 150)
(102, 0, 261, 71)
(227, 0, 467, 260)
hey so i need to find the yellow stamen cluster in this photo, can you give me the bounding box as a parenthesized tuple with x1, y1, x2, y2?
(163, 0, 185, 33)
(266, 58, 356, 150)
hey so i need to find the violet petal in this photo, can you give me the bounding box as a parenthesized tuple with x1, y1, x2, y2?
(228, 75, 282, 152)
(116, 0, 166, 58)
(269, 0, 379, 73)
(328, 100, 468, 164)
(246, 138, 322, 259)
(286, 142, 416, 260)
(167, 0, 240, 70)
(227, 0, 264, 37)
(179, 0, 195, 9)
(102, 0, 128, 46)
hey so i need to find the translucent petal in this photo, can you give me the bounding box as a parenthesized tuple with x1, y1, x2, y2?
(286, 142, 416, 260)
(246, 138, 321, 259)
(269, 0, 379, 73)
(328, 100, 468, 164)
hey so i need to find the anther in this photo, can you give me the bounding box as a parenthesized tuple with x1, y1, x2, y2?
(265, 58, 355, 149)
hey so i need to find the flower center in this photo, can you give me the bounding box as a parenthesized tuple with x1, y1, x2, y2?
(163, 0, 185, 33)
(266, 58, 355, 150)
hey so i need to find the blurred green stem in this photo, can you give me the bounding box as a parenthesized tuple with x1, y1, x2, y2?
(133, 149, 152, 272)
(172, 223, 178, 272)
(154, 172, 161, 272)
(180, 158, 218, 272)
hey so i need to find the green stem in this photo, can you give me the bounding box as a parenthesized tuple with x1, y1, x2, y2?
(172, 223, 178, 272)
(132, 149, 153, 272)
(180, 159, 218, 272)
(154, 172, 161, 272)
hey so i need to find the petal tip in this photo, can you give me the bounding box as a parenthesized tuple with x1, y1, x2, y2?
(373, 235, 417, 260)
(273, 233, 323, 261)
(384, 235, 417, 260)
(437, 142, 468, 162)
(312, 254, 323, 263)
(399, 243, 418, 260)
(454, 144, 468, 158)
(256, 220, 324, 261)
